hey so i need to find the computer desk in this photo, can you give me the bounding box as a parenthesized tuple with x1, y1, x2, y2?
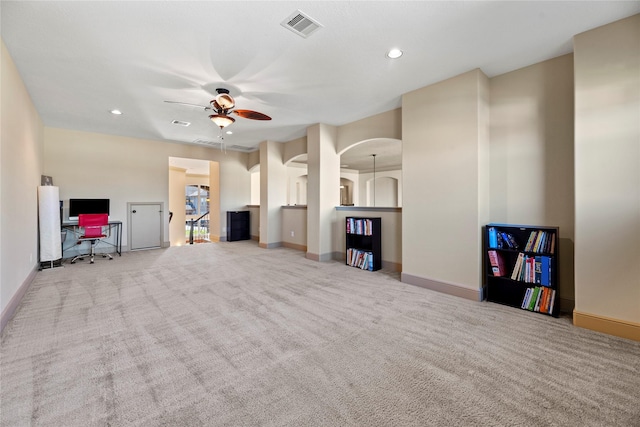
(61, 220, 122, 257)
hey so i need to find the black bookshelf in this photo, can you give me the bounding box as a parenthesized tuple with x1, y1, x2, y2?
(484, 223, 559, 317)
(346, 217, 381, 271)
(227, 211, 250, 241)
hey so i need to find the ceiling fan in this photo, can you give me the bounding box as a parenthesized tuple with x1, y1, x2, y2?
(165, 88, 271, 129)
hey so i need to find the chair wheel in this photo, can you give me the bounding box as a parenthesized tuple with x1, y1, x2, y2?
(70, 260, 76, 264)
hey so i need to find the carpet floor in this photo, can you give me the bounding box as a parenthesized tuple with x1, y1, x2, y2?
(1, 242, 639, 426)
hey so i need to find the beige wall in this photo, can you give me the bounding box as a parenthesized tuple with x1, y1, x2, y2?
(286, 163, 307, 206)
(358, 169, 402, 207)
(283, 136, 307, 164)
(401, 69, 490, 299)
(44, 128, 250, 250)
(1, 39, 44, 317)
(250, 169, 260, 205)
(574, 15, 640, 330)
(337, 109, 402, 153)
(340, 170, 359, 205)
(281, 207, 307, 250)
(489, 54, 575, 307)
(247, 205, 260, 239)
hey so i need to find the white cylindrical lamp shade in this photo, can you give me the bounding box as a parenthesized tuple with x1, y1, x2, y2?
(38, 185, 62, 262)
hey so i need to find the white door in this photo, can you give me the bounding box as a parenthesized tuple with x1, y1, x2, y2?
(129, 202, 162, 250)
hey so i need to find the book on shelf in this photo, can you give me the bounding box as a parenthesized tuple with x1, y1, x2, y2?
(540, 287, 551, 314)
(540, 256, 552, 286)
(346, 248, 373, 271)
(520, 286, 556, 314)
(487, 250, 506, 276)
(527, 287, 540, 311)
(510, 252, 525, 280)
(488, 226, 519, 250)
(523, 230, 556, 254)
(488, 227, 498, 248)
(347, 218, 374, 236)
(504, 232, 519, 249)
(521, 288, 532, 309)
(524, 231, 537, 252)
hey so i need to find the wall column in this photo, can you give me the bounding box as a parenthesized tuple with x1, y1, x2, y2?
(401, 69, 490, 301)
(168, 166, 186, 246)
(306, 123, 340, 261)
(259, 140, 287, 248)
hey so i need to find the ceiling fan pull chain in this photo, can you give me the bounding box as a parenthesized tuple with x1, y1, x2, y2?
(218, 128, 226, 153)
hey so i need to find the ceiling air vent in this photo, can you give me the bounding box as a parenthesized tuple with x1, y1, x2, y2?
(228, 145, 257, 152)
(193, 138, 220, 147)
(172, 120, 190, 127)
(281, 10, 322, 38)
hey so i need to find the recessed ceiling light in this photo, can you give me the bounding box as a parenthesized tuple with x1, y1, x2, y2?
(110, 109, 122, 115)
(341, 164, 349, 168)
(226, 130, 233, 135)
(386, 48, 403, 59)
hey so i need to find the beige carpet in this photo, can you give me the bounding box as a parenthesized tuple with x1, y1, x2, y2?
(1, 242, 639, 426)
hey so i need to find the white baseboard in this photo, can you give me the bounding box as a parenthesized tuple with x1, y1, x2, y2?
(1, 264, 38, 334)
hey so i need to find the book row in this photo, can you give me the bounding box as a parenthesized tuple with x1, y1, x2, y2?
(488, 227, 556, 255)
(487, 250, 553, 286)
(346, 218, 374, 236)
(488, 227, 518, 250)
(521, 286, 556, 314)
(524, 230, 556, 254)
(346, 248, 374, 270)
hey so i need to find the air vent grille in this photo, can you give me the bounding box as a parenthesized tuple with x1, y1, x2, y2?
(281, 10, 322, 38)
(172, 120, 190, 126)
(228, 145, 257, 152)
(193, 138, 220, 147)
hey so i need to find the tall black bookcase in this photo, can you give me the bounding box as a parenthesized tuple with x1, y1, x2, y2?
(227, 211, 250, 241)
(345, 217, 381, 271)
(484, 223, 559, 317)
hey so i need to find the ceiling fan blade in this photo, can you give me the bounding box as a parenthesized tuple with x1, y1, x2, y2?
(233, 109, 271, 120)
(164, 100, 211, 110)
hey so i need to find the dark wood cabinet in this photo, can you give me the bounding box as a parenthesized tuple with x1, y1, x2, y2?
(227, 211, 250, 242)
(484, 223, 559, 317)
(346, 217, 381, 271)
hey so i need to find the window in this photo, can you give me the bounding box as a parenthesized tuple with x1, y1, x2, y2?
(186, 185, 209, 216)
(185, 185, 210, 242)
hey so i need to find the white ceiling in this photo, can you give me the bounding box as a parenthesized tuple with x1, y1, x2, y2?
(2, 1, 639, 170)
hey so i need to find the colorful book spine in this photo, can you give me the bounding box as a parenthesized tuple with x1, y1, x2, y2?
(511, 252, 525, 280)
(488, 250, 505, 276)
(488, 227, 498, 248)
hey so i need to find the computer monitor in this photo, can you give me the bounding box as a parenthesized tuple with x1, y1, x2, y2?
(68, 198, 110, 221)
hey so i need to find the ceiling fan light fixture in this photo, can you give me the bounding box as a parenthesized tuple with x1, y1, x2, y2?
(209, 114, 235, 128)
(215, 93, 235, 110)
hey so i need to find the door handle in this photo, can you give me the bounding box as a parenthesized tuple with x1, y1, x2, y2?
(132, 210, 137, 213)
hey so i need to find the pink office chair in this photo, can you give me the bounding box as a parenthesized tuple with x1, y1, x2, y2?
(70, 214, 113, 264)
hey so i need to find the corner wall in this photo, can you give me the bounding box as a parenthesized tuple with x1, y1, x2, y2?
(573, 14, 640, 340)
